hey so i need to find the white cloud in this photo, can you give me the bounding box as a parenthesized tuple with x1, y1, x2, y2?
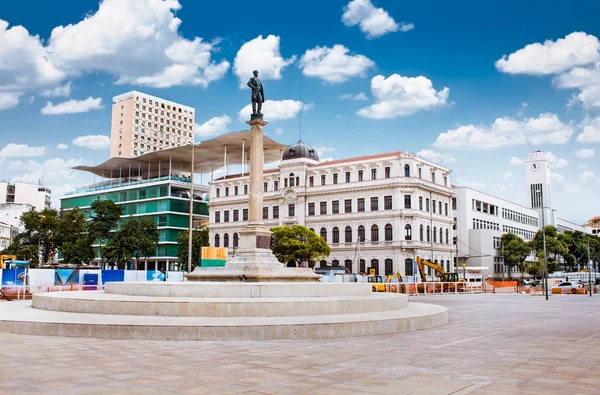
(233, 35, 295, 88)
(433, 113, 573, 150)
(575, 148, 594, 159)
(551, 173, 582, 194)
(342, 0, 411, 39)
(554, 62, 600, 108)
(455, 178, 487, 191)
(0, 19, 65, 103)
(0, 143, 47, 157)
(510, 156, 525, 166)
(416, 149, 456, 164)
(517, 102, 528, 117)
(545, 151, 568, 169)
(56, 143, 68, 150)
(71, 135, 110, 149)
(0, 92, 21, 110)
(315, 146, 335, 158)
(577, 117, 600, 142)
(0, 157, 90, 208)
(195, 115, 231, 138)
(41, 97, 103, 115)
(580, 170, 600, 185)
(274, 127, 283, 136)
(503, 171, 513, 179)
(340, 92, 368, 101)
(40, 82, 71, 97)
(299, 45, 375, 83)
(495, 32, 600, 75)
(239, 100, 311, 121)
(47, 0, 228, 88)
(358, 74, 449, 119)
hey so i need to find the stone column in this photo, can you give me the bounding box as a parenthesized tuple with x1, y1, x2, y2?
(248, 117, 267, 224)
(184, 114, 321, 282)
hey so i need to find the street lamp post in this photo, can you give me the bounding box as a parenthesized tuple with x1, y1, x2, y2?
(535, 188, 549, 301)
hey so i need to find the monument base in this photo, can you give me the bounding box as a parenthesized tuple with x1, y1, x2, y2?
(185, 223, 321, 282)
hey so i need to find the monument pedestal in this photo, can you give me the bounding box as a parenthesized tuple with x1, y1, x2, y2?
(185, 223, 321, 282)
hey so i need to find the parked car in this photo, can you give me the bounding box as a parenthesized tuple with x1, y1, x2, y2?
(552, 282, 582, 294)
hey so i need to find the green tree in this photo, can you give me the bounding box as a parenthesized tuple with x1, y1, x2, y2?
(87, 200, 122, 266)
(1, 233, 38, 262)
(20, 209, 61, 266)
(529, 226, 567, 272)
(501, 232, 532, 279)
(104, 217, 158, 269)
(270, 225, 331, 267)
(177, 227, 209, 271)
(61, 235, 95, 265)
(524, 259, 543, 278)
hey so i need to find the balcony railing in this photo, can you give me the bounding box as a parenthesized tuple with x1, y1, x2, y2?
(66, 175, 200, 195)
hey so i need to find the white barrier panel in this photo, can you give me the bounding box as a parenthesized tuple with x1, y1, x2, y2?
(136, 271, 147, 282)
(28, 269, 55, 293)
(124, 270, 138, 282)
(167, 271, 184, 282)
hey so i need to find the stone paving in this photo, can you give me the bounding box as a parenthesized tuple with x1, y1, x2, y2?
(0, 293, 599, 394)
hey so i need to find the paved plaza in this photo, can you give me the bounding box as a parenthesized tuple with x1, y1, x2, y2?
(0, 293, 599, 394)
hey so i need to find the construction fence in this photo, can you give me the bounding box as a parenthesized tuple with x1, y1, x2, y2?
(373, 281, 484, 295)
(0, 268, 185, 300)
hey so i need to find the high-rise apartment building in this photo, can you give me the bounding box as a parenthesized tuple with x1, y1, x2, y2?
(110, 91, 195, 158)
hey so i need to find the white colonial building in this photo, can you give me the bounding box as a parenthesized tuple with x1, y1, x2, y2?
(209, 141, 455, 280)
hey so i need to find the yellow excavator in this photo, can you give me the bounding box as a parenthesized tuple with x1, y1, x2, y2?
(416, 256, 465, 292)
(368, 271, 406, 293)
(0, 255, 16, 269)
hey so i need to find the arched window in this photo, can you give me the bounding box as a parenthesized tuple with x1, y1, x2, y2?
(371, 225, 379, 242)
(445, 228, 449, 244)
(385, 224, 393, 241)
(332, 227, 340, 244)
(404, 224, 411, 240)
(385, 259, 393, 275)
(233, 233, 239, 248)
(309, 228, 315, 233)
(371, 259, 379, 275)
(320, 227, 327, 242)
(345, 226, 353, 243)
(358, 225, 365, 242)
(359, 259, 366, 273)
(433, 227, 437, 243)
(288, 173, 295, 187)
(332, 259, 340, 266)
(214, 234, 220, 247)
(345, 259, 353, 273)
(404, 164, 410, 177)
(405, 258, 414, 276)
(439, 228, 443, 244)
(223, 233, 229, 248)
(426, 226, 431, 242)
(320, 260, 327, 268)
(420, 225, 424, 241)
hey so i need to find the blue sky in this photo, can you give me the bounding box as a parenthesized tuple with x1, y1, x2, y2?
(0, 0, 599, 224)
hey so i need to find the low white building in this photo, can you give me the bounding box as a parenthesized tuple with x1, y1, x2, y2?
(209, 141, 455, 280)
(0, 182, 51, 210)
(453, 186, 539, 279)
(454, 150, 590, 279)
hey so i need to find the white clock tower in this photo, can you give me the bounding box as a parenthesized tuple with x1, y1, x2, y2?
(525, 150, 554, 227)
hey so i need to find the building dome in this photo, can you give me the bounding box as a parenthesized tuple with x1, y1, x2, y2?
(281, 140, 319, 161)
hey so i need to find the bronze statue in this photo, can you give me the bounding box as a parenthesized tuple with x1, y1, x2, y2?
(247, 70, 264, 114)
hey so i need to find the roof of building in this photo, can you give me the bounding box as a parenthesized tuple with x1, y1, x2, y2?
(214, 168, 279, 181)
(281, 140, 319, 161)
(315, 151, 403, 167)
(73, 131, 288, 178)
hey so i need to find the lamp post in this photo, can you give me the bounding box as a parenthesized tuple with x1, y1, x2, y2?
(535, 188, 549, 301)
(587, 238, 592, 297)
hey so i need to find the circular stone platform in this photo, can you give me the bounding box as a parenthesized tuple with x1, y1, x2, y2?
(0, 282, 448, 340)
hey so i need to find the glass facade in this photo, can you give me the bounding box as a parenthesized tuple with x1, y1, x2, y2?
(61, 181, 209, 263)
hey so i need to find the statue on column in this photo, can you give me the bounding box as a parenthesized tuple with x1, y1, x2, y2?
(247, 70, 264, 114)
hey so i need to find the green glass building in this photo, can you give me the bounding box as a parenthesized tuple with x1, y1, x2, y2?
(62, 172, 209, 271)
